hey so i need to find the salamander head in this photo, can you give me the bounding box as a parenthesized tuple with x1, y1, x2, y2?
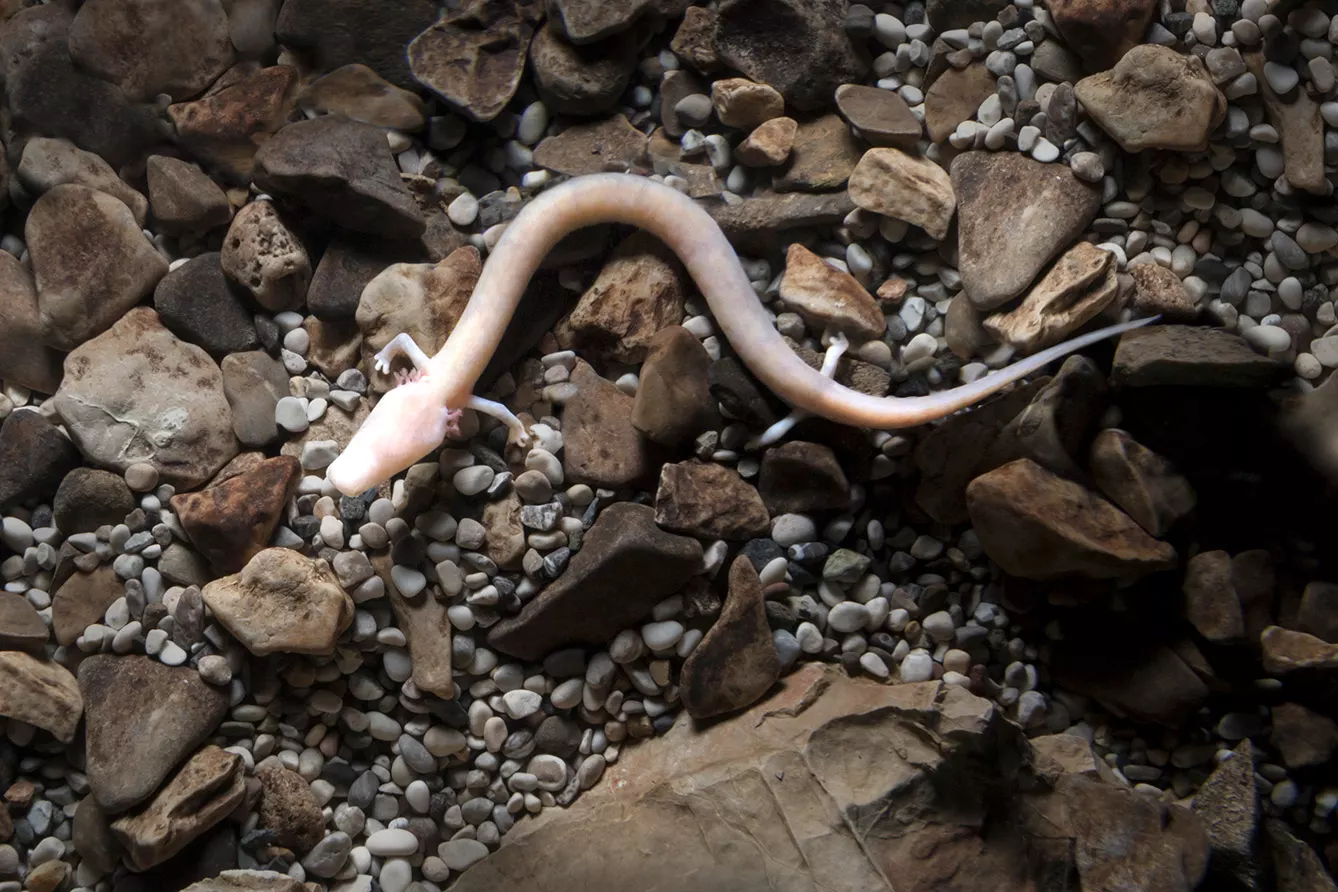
(326, 378, 462, 497)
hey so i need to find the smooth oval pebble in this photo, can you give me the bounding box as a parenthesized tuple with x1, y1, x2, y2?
(439, 838, 489, 871)
(366, 828, 420, 857)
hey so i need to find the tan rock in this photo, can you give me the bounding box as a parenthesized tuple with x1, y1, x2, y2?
(775, 113, 863, 191)
(1182, 551, 1244, 643)
(145, 155, 233, 236)
(978, 354, 1106, 482)
(1049, 0, 1157, 71)
(710, 77, 784, 128)
(924, 62, 996, 143)
(407, 5, 535, 123)
(202, 548, 355, 656)
(304, 316, 363, 381)
(0, 251, 64, 394)
(834, 83, 920, 149)
(982, 241, 1119, 353)
(221, 350, 290, 447)
(73, 796, 122, 874)
(561, 360, 660, 489)
(1075, 45, 1226, 153)
(532, 114, 648, 176)
(171, 456, 300, 575)
(0, 651, 82, 743)
(220, 200, 310, 313)
(1244, 51, 1327, 195)
(1090, 428, 1196, 538)
(1129, 262, 1199, 320)
(377, 553, 454, 699)
(849, 147, 956, 240)
(297, 63, 427, 131)
(22, 860, 68, 892)
(631, 325, 720, 448)
(0, 592, 47, 652)
(1264, 818, 1335, 892)
(1191, 739, 1259, 891)
(111, 745, 246, 871)
(670, 5, 717, 72)
(965, 458, 1178, 580)
(777, 243, 885, 341)
(181, 871, 308, 892)
(1261, 626, 1338, 673)
(17, 136, 149, 226)
(482, 492, 527, 571)
(654, 460, 770, 540)
(680, 555, 780, 718)
(563, 231, 687, 364)
(734, 116, 797, 166)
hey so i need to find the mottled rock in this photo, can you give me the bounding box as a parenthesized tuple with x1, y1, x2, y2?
(530, 21, 637, 117)
(711, 77, 784, 129)
(1090, 428, 1196, 538)
(297, 63, 427, 131)
(253, 116, 425, 239)
(17, 137, 149, 226)
(758, 441, 850, 515)
(1271, 702, 1338, 770)
(274, 0, 437, 89)
(632, 326, 720, 448)
(79, 654, 229, 813)
(1049, 0, 1157, 72)
(145, 155, 233, 235)
(171, 456, 299, 575)
(221, 351, 289, 447)
(52, 307, 239, 488)
(181, 871, 306, 892)
(0, 252, 64, 395)
(256, 765, 324, 852)
(777, 243, 884, 341)
(488, 503, 702, 660)
(1192, 740, 1260, 891)
(1112, 325, 1287, 388)
(951, 151, 1101, 311)
(1075, 45, 1226, 153)
(670, 5, 717, 72)
(0, 652, 81, 742)
(201, 548, 355, 656)
(834, 84, 920, 149)
(849, 147, 955, 241)
(0, 593, 47, 652)
(220, 201, 310, 313)
(924, 63, 996, 144)
(154, 252, 258, 355)
(27, 184, 168, 350)
(483, 492, 527, 571)
(167, 65, 299, 183)
(734, 117, 797, 166)
(548, 0, 662, 43)
(1129, 262, 1199, 320)
(680, 555, 781, 718)
(561, 360, 658, 488)
(407, 3, 537, 121)
(775, 113, 862, 192)
(654, 461, 770, 540)
(52, 468, 135, 534)
(982, 241, 1118, 354)
(532, 114, 648, 176)
(966, 458, 1178, 580)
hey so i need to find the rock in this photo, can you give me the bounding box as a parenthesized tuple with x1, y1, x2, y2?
(17, 137, 149, 226)
(777, 243, 884, 341)
(110, 745, 245, 870)
(632, 326, 720, 448)
(734, 117, 797, 166)
(531, 113, 648, 176)
(1129, 262, 1198, 320)
(1075, 45, 1226, 153)
(256, 765, 324, 852)
(51, 565, 121, 646)
(705, 189, 856, 252)
(711, 77, 784, 129)
(79, 654, 229, 813)
(171, 456, 299, 574)
(221, 351, 290, 447)
(561, 231, 686, 364)
(356, 246, 482, 393)
(978, 355, 1106, 482)
(309, 233, 430, 321)
(849, 147, 956, 241)
(659, 68, 705, 138)
(834, 84, 920, 149)
(1271, 702, 1338, 770)
(0, 252, 64, 395)
(713, 0, 867, 112)
(1051, 636, 1209, 725)
(548, 0, 663, 43)
(757, 441, 849, 515)
(529, 22, 638, 117)
(1182, 551, 1245, 643)
(274, 0, 437, 89)
(375, 553, 454, 699)
(407, 2, 538, 122)
(158, 542, 213, 587)
(654, 461, 770, 540)
(73, 796, 123, 874)
(945, 292, 995, 359)
(1049, 0, 1157, 72)
(145, 156, 233, 236)
(775, 113, 862, 192)
(966, 458, 1177, 580)
(483, 492, 527, 570)
(787, 335, 889, 397)
(1245, 51, 1327, 195)
(680, 555, 780, 718)
(181, 871, 307, 892)
(1090, 428, 1195, 538)
(924, 63, 996, 144)
(27, 184, 168, 350)
(926, 0, 1008, 30)
(202, 549, 355, 656)
(296, 63, 427, 131)
(1031, 40, 1084, 85)
(982, 241, 1118, 354)
(1112, 325, 1288, 388)
(0, 593, 48, 652)
(1297, 582, 1338, 643)
(52, 307, 238, 488)
(218, 200, 310, 313)
(671, 5, 717, 72)
(0, 652, 81, 742)
(951, 151, 1101, 311)
(561, 361, 659, 488)
(154, 253, 258, 355)
(1192, 740, 1261, 890)
(253, 116, 426, 239)
(167, 65, 299, 184)
(0, 411, 80, 510)
(1261, 626, 1338, 673)
(1264, 819, 1336, 892)
(52, 468, 135, 534)
(488, 503, 702, 660)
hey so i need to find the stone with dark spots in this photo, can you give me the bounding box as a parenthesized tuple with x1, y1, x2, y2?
(171, 456, 300, 575)
(154, 253, 259, 356)
(488, 503, 702, 661)
(632, 325, 720, 448)
(407, 2, 539, 122)
(52, 468, 136, 534)
(255, 764, 324, 853)
(167, 65, 299, 185)
(680, 555, 781, 718)
(1191, 740, 1260, 891)
(274, 0, 438, 90)
(757, 441, 849, 515)
(654, 460, 770, 540)
(0, 410, 80, 511)
(17, 136, 150, 227)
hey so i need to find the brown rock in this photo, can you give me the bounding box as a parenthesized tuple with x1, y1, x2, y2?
(376, 553, 454, 699)
(1264, 819, 1336, 892)
(680, 555, 781, 718)
(1233, 550, 1275, 642)
(951, 151, 1102, 311)
(561, 360, 658, 489)
(22, 860, 68, 892)
(1112, 325, 1288, 388)
(757, 441, 849, 515)
(1049, 0, 1157, 72)
(51, 565, 121, 646)
(304, 316, 364, 381)
(221, 351, 290, 448)
(79, 654, 229, 813)
(982, 241, 1119, 354)
(670, 5, 717, 72)
(632, 326, 720, 448)
(734, 116, 797, 166)
(111, 745, 246, 871)
(979, 355, 1106, 482)
(181, 871, 307, 892)
(564, 231, 686, 364)
(966, 458, 1178, 580)
(925, 63, 996, 144)
(202, 549, 354, 656)
(145, 155, 233, 236)
(488, 503, 702, 660)
(16, 136, 149, 227)
(849, 147, 956, 241)
(1261, 626, 1338, 673)
(296, 63, 427, 131)
(711, 77, 784, 129)
(221, 200, 310, 313)
(529, 21, 638, 117)
(1090, 427, 1196, 538)
(407, 4, 536, 122)
(168, 65, 299, 184)
(1050, 638, 1209, 725)
(0, 651, 81, 742)
(775, 113, 862, 192)
(0, 412, 75, 510)
(308, 232, 431, 321)
(1246, 52, 1327, 196)
(483, 492, 527, 571)
(1182, 551, 1245, 644)
(658, 68, 705, 138)
(1075, 45, 1226, 153)
(1271, 702, 1338, 770)
(777, 243, 885, 341)
(52, 468, 135, 535)
(256, 765, 324, 852)
(1129, 262, 1198, 320)
(944, 292, 996, 359)
(171, 456, 300, 574)
(274, 0, 437, 90)
(532, 114, 648, 176)
(654, 461, 770, 540)
(1297, 581, 1338, 643)
(705, 189, 856, 251)
(786, 336, 890, 397)
(73, 796, 123, 874)
(0, 593, 47, 652)
(835, 84, 921, 149)
(0, 251, 64, 395)
(1192, 739, 1261, 890)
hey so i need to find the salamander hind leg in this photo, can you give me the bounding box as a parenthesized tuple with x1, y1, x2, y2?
(374, 333, 433, 377)
(466, 396, 532, 449)
(747, 332, 851, 450)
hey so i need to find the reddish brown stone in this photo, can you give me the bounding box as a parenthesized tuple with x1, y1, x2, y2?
(654, 460, 770, 540)
(171, 456, 300, 575)
(167, 65, 299, 183)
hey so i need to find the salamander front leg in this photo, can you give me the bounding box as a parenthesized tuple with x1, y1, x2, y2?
(374, 333, 432, 377)
(746, 332, 851, 450)
(467, 396, 532, 449)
